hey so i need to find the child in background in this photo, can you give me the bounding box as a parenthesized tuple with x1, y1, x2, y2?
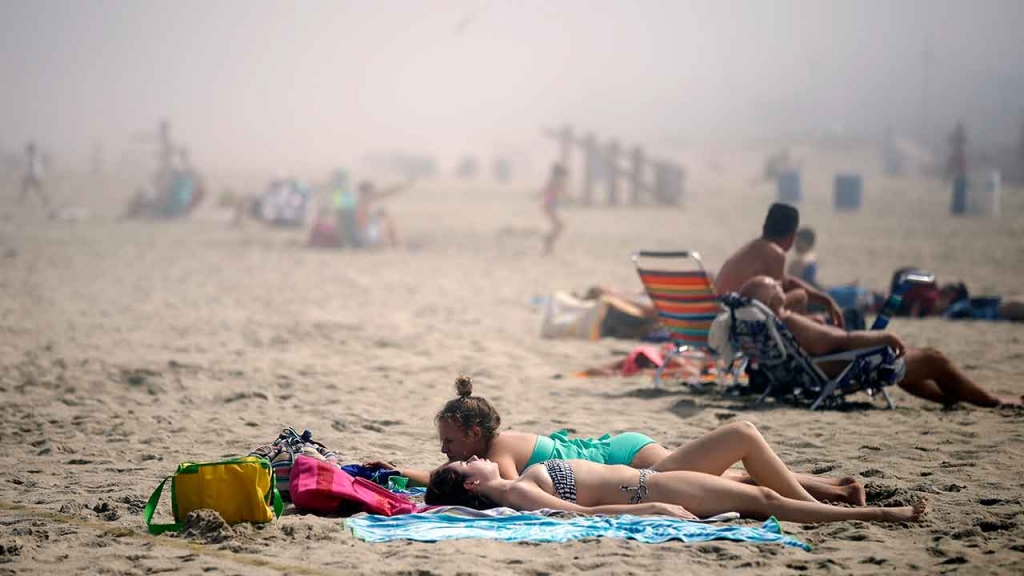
(789, 227, 876, 323)
(786, 228, 818, 287)
(541, 164, 567, 256)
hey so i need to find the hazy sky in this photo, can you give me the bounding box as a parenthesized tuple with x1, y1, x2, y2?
(2, 0, 1022, 175)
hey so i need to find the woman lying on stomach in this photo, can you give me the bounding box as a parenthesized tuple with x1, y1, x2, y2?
(426, 455, 926, 524)
(377, 376, 866, 505)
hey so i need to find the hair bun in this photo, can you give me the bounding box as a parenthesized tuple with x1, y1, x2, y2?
(455, 375, 473, 398)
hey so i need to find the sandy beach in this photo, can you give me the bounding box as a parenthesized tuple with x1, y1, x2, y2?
(2, 146, 1024, 575)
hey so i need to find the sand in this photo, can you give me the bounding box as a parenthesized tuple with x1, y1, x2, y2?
(1, 147, 1023, 574)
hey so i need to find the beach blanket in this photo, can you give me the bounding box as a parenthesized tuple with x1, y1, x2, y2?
(414, 506, 739, 521)
(346, 511, 811, 550)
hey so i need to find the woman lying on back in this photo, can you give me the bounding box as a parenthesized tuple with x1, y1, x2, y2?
(373, 377, 866, 505)
(426, 455, 926, 524)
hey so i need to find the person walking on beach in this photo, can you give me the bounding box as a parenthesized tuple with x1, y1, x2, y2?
(541, 163, 568, 255)
(19, 142, 52, 213)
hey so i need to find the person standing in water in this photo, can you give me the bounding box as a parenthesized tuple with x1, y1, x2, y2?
(541, 163, 568, 256)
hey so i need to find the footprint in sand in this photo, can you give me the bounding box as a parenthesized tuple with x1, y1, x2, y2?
(222, 391, 269, 403)
(974, 518, 1016, 533)
(92, 501, 120, 521)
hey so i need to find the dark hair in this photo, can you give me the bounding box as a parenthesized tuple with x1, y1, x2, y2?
(762, 203, 799, 239)
(551, 163, 567, 178)
(425, 466, 498, 509)
(435, 376, 501, 446)
(795, 227, 815, 247)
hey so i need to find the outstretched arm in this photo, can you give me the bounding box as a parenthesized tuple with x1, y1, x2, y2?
(362, 461, 433, 487)
(371, 180, 415, 202)
(402, 467, 432, 487)
(783, 313, 902, 357)
(504, 482, 697, 518)
(782, 274, 844, 327)
(369, 453, 521, 488)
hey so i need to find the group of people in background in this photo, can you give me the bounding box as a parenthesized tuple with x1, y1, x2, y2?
(307, 171, 413, 250)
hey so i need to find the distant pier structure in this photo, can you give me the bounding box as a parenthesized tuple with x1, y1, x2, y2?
(544, 124, 684, 207)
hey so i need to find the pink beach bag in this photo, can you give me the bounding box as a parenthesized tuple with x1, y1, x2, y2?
(289, 455, 415, 517)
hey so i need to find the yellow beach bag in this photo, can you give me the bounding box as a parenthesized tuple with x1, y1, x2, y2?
(144, 456, 283, 534)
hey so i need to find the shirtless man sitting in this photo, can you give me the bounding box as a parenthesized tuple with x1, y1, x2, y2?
(715, 203, 843, 327)
(740, 275, 1024, 407)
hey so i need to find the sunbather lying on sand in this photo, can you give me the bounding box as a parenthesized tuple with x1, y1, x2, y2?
(740, 275, 1024, 407)
(367, 377, 867, 505)
(426, 449, 926, 524)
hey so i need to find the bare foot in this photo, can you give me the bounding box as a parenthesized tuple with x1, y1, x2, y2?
(881, 499, 928, 523)
(997, 395, 1024, 407)
(839, 477, 867, 507)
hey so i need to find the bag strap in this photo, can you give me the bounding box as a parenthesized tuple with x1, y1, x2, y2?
(143, 476, 184, 535)
(272, 485, 284, 519)
(146, 465, 284, 534)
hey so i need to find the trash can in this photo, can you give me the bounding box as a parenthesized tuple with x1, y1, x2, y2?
(777, 170, 801, 204)
(833, 174, 862, 211)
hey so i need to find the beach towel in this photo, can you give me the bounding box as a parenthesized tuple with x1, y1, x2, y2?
(346, 511, 810, 550)
(414, 505, 739, 521)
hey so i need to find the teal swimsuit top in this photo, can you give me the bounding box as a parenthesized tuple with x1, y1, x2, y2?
(523, 430, 655, 470)
(525, 434, 558, 469)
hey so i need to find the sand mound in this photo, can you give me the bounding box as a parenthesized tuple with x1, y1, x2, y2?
(176, 509, 233, 544)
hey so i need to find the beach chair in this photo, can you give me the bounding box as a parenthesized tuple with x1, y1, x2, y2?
(631, 250, 740, 388)
(718, 293, 899, 410)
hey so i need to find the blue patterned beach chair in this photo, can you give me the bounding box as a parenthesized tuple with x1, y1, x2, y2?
(717, 293, 900, 410)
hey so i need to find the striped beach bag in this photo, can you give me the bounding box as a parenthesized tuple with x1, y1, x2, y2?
(248, 428, 339, 501)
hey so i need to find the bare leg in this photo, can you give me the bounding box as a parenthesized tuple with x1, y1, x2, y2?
(632, 438, 864, 505)
(383, 215, 399, 247)
(34, 182, 53, 212)
(998, 298, 1024, 322)
(648, 421, 817, 502)
(900, 347, 1023, 407)
(579, 358, 627, 377)
(21, 179, 52, 211)
(542, 211, 563, 255)
(648, 471, 925, 524)
(724, 469, 866, 506)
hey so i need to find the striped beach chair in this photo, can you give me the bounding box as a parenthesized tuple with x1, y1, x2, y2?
(631, 250, 735, 387)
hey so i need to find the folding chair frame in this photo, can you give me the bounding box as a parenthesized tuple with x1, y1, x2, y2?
(737, 298, 896, 410)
